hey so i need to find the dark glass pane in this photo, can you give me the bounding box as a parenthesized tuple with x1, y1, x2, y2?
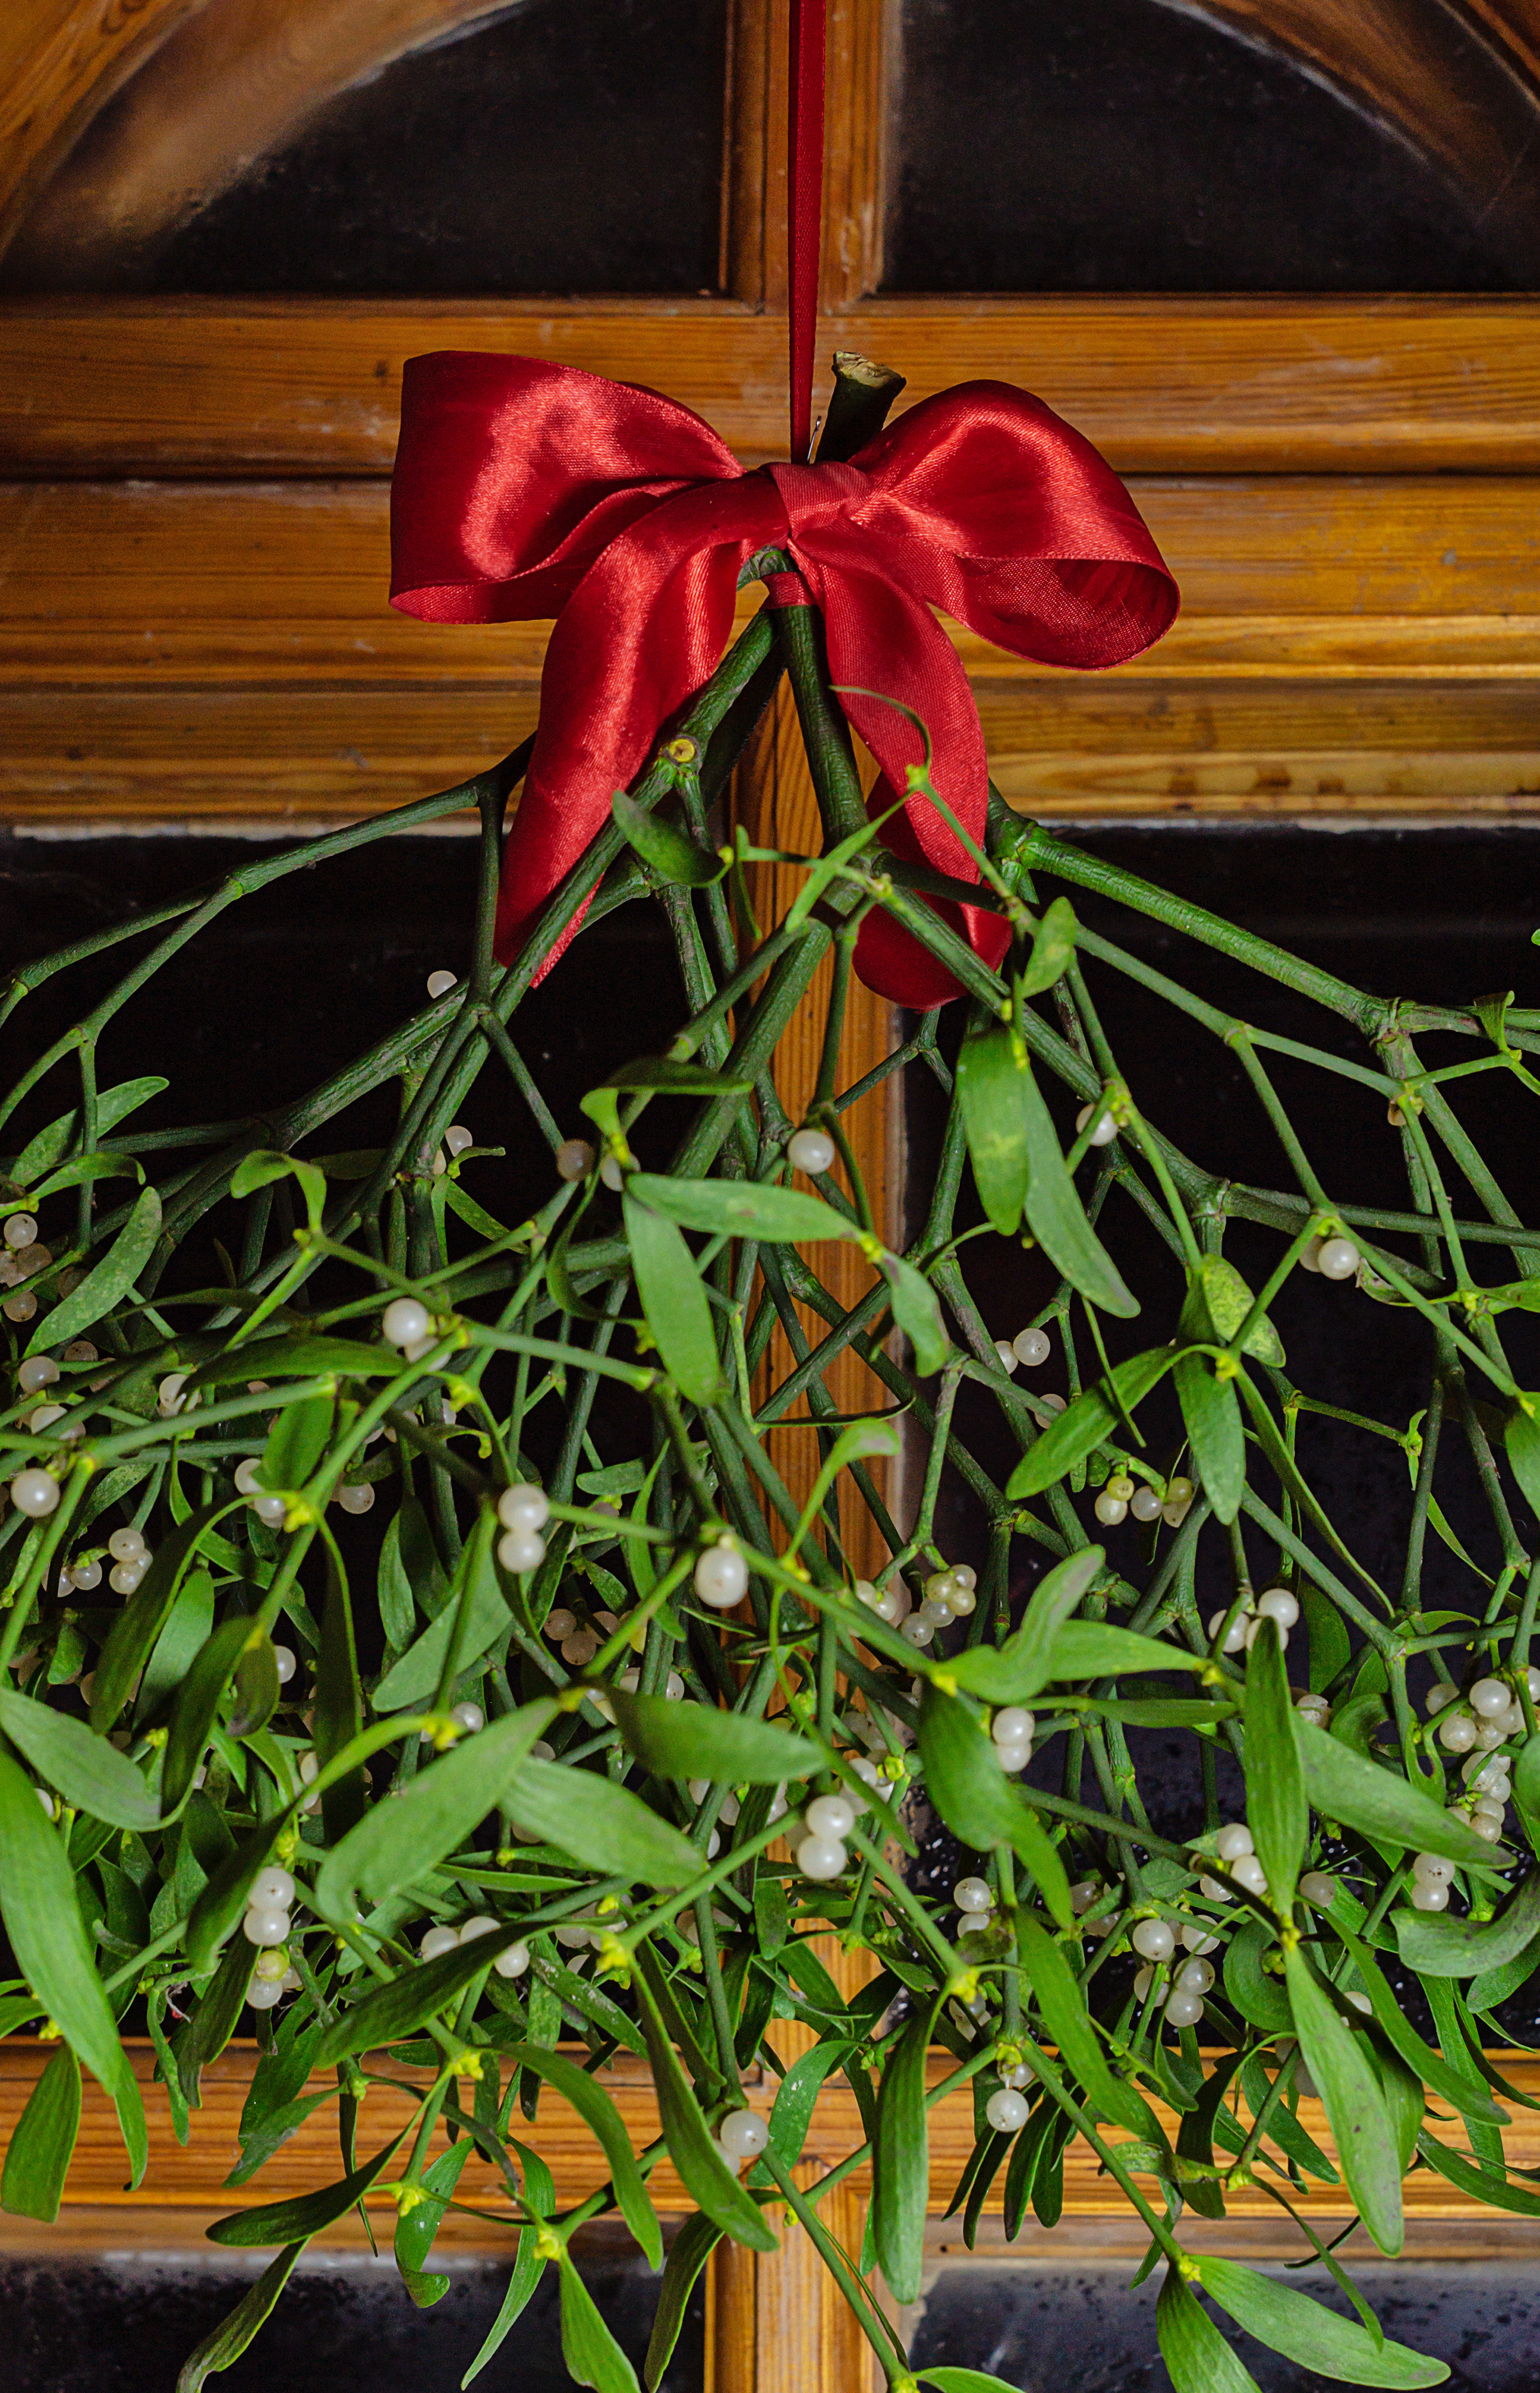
(887, 0, 1539, 291)
(0, 2236, 703, 2391)
(0, 817, 690, 1722)
(913, 2260, 1540, 2390)
(0, 827, 685, 1247)
(903, 822, 1540, 2044)
(29, 0, 725, 296)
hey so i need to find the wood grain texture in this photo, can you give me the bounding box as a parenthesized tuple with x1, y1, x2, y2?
(5, 2039, 1539, 2237)
(822, 0, 888, 307)
(4, 299, 1539, 476)
(748, 1940, 882, 2393)
(0, 474, 1535, 823)
(3, 0, 544, 285)
(733, 681, 899, 1577)
(0, 0, 203, 263)
(2, 476, 1531, 684)
(723, 0, 784, 308)
(6, 681, 1539, 827)
(0, 687, 533, 821)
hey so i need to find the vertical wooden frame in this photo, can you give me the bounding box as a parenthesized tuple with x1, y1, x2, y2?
(725, 0, 790, 307)
(731, 680, 902, 1574)
(708, 1940, 884, 2393)
(822, 0, 889, 306)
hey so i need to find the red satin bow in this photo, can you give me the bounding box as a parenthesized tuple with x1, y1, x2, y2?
(389, 356, 1178, 1005)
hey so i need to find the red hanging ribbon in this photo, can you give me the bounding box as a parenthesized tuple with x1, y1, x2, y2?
(390, 357, 1178, 1004)
(788, 0, 825, 462)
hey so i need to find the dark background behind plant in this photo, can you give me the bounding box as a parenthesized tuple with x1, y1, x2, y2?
(2, 817, 1538, 2384)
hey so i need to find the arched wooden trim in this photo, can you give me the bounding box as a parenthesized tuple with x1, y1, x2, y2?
(10, 0, 1540, 293)
(1, 0, 550, 281)
(0, 0, 207, 266)
(1175, 0, 1540, 250)
(858, 0, 1540, 295)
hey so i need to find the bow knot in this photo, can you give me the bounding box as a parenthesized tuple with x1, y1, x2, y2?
(764, 456, 868, 538)
(391, 355, 1178, 1004)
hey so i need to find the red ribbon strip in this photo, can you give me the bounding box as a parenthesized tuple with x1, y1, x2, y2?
(389, 356, 1178, 1006)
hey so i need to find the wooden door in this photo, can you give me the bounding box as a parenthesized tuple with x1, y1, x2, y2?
(0, 7, 1536, 2385)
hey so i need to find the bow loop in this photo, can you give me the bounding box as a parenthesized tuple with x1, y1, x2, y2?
(391, 354, 742, 623)
(391, 354, 1178, 1001)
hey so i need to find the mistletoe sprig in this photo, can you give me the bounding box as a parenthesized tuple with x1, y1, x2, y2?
(0, 507, 1538, 2393)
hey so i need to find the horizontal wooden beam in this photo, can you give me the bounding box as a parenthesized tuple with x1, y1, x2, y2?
(0, 471, 1535, 823)
(3, 475, 1532, 684)
(2, 2039, 1536, 2245)
(0, 299, 1536, 478)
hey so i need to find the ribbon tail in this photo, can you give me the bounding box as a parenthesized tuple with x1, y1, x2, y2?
(813, 563, 1011, 1007)
(493, 491, 776, 976)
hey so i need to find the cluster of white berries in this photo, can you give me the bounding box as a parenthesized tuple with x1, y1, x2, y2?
(1199, 1819, 1268, 1903)
(1407, 1669, 1536, 1901)
(417, 1701, 486, 1745)
(1407, 1852, 1460, 1911)
(716, 2106, 771, 2169)
(236, 1456, 287, 1528)
(498, 1481, 550, 1576)
(993, 1323, 1053, 1378)
(8, 1465, 59, 1517)
(983, 2048, 1035, 2133)
(556, 1136, 598, 1182)
(1094, 1472, 1168, 1530)
(787, 1125, 837, 1177)
(428, 1125, 475, 1176)
(1, 1211, 57, 1323)
(419, 1914, 530, 1978)
(1301, 1233, 1361, 1281)
(242, 1865, 302, 2008)
(1069, 1877, 1117, 1939)
(990, 1706, 1034, 1774)
(681, 1780, 733, 1859)
(102, 1525, 153, 1594)
(1130, 1914, 1215, 2027)
(854, 1576, 908, 1628)
(1206, 1584, 1298, 1657)
(5, 1340, 97, 1484)
(1158, 1475, 1196, 1530)
(617, 1664, 686, 1702)
(688, 1777, 767, 1846)
(694, 1537, 749, 1610)
(795, 1790, 865, 1883)
(1428, 1670, 1534, 1756)
(896, 1564, 978, 1649)
(542, 1597, 681, 1694)
(1084, 1469, 1192, 1532)
(382, 1295, 440, 1366)
(29, 1517, 156, 1584)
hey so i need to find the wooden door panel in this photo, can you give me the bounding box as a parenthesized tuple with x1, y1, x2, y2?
(3, 298, 1538, 477)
